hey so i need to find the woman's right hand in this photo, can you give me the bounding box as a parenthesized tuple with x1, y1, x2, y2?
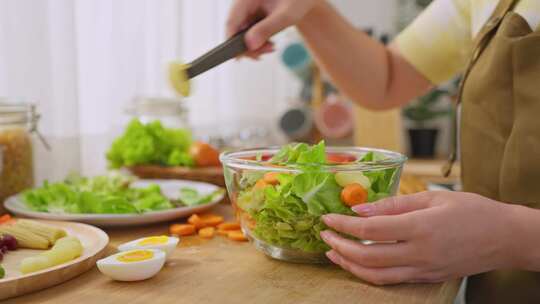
(226, 0, 319, 59)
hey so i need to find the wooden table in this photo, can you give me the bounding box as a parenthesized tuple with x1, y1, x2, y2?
(8, 203, 461, 304)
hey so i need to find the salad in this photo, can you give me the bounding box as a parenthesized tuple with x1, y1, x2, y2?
(22, 173, 223, 214)
(107, 119, 220, 169)
(221, 141, 405, 262)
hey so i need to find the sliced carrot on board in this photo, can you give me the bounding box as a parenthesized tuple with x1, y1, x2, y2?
(170, 224, 196, 236)
(227, 230, 248, 242)
(340, 183, 368, 207)
(199, 214, 224, 227)
(217, 229, 229, 236)
(217, 222, 241, 231)
(198, 227, 215, 239)
(263, 172, 280, 185)
(187, 214, 206, 229)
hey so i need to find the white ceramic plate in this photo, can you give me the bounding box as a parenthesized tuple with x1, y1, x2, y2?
(4, 179, 224, 227)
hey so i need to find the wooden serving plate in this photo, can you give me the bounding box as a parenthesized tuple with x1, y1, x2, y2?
(0, 220, 109, 300)
(127, 165, 225, 187)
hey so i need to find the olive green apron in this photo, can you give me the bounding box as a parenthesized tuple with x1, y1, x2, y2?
(456, 0, 540, 302)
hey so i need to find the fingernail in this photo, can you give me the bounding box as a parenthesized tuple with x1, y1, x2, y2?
(322, 214, 336, 226)
(320, 230, 333, 243)
(326, 250, 340, 264)
(352, 204, 375, 216)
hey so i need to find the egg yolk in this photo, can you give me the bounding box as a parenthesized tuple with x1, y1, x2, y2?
(138, 236, 169, 246)
(117, 250, 154, 263)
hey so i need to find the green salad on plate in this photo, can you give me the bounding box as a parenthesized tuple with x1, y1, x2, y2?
(22, 173, 222, 214)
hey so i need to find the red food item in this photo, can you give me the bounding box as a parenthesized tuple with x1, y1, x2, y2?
(327, 153, 356, 164)
(1, 234, 18, 251)
(263, 172, 281, 185)
(190, 142, 221, 167)
(240, 154, 273, 161)
(0, 214, 12, 224)
(340, 183, 368, 207)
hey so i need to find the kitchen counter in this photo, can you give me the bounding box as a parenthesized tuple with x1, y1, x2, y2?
(9, 203, 461, 304)
(404, 159, 461, 184)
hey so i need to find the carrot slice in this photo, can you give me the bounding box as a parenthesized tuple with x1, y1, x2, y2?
(187, 214, 206, 229)
(340, 183, 368, 207)
(254, 179, 269, 189)
(217, 222, 241, 231)
(199, 227, 215, 239)
(0, 214, 12, 224)
(199, 214, 224, 227)
(217, 229, 229, 236)
(227, 230, 248, 242)
(170, 224, 196, 236)
(263, 172, 280, 185)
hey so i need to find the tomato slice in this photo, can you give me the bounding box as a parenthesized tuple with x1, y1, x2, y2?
(326, 153, 357, 164)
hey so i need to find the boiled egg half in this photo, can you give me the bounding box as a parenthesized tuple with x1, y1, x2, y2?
(97, 249, 166, 281)
(117, 235, 179, 259)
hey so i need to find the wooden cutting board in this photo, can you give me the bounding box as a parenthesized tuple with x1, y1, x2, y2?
(127, 165, 225, 187)
(0, 221, 109, 300)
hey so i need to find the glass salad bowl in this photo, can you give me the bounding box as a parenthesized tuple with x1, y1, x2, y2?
(220, 142, 407, 264)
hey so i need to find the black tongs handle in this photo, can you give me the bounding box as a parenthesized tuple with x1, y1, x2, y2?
(186, 29, 249, 79)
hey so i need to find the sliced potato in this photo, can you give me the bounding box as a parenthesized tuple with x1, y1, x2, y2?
(335, 172, 371, 188)
(169, 61, 191, 97)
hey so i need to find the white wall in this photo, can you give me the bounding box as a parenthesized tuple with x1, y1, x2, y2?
(330, 0, 398, 33)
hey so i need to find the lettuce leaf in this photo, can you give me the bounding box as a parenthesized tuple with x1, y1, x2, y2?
(251, 184, 330, 253)
(358, 151, 387, 162)
(270, 141, 326, 165)
(107, 119, 194, 168)
(291, 172, 352, 216)
(22, 174, 173, 214)
(359, 151, 398, 200)
(243, 171, 353, 253)
(177, 187, 224, 206)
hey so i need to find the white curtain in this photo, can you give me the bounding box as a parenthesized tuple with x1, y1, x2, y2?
(0, 0, 298, 183)
(0, 0, 397, 183)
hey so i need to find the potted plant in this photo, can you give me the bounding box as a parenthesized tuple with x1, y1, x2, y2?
(403, 88, 453, 158)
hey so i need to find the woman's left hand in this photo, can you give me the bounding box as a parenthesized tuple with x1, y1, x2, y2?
(320, 191, 516, 285)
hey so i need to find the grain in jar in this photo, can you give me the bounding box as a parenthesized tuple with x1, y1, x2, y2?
(0, 103, 44, 210)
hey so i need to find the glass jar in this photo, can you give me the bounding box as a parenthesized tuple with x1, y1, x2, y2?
(0, 103, 45, 206)
(125, 97, 189, 129)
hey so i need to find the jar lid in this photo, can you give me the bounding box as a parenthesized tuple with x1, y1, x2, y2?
(0, 101, 37, 125)
(126, 97, 186, 116)
(0, 100, 50, 149)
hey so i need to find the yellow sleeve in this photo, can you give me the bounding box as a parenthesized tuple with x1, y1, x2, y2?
(395, 0, 473, 84)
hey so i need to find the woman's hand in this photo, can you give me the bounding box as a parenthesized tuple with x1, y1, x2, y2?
(226, 0, 319, 59)
(320, 191, 517, 285)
